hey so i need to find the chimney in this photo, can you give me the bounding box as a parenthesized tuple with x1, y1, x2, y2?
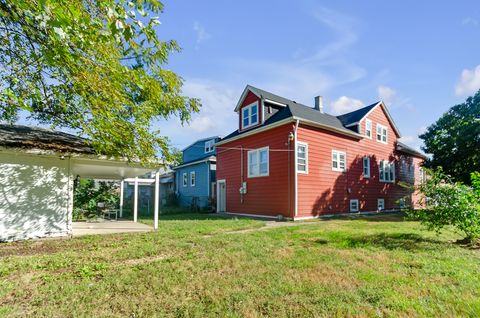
(314, 96, 323, 113)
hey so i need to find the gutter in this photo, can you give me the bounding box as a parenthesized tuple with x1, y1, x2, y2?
(216, 117, 363, 147)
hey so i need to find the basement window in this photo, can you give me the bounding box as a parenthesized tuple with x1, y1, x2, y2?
(377, 198, 385, 211)
(350, 199, 359, 212)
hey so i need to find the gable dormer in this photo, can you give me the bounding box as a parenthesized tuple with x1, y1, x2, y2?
(182, 136, 220, 163)
(234, 85, 289, 132)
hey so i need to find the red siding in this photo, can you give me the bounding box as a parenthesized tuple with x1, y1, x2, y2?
(218, 102, 424, 219)
(238, 92, 263, 132)
(216, 124, 295, 217)
(297, 104, 423, 217)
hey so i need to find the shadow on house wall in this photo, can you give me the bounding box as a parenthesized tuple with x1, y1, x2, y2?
(0, 153, 71, 241)
(310, 153, 415, 216)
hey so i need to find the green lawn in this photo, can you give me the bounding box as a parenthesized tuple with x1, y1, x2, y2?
(0, 213, 479, 317)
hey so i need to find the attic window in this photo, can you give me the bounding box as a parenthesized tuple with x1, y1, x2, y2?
(376, 124, 388, 144)
(242, 102, 258, 129)
(205, 139, 215, 153)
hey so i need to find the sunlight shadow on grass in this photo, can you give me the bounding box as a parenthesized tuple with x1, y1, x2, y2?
(325, 232, 448, 251)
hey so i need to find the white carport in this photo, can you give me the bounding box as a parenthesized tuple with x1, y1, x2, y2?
(0, 124, 162, 241)
(71, 157, 162, 230)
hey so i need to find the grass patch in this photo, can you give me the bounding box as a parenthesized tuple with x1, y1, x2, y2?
(0, 212, 479, 317)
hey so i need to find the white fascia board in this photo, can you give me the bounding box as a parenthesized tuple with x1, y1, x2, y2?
(358, 102, 401, 138)
(173, 156, 216, 169)
(234, 86, 261, 112)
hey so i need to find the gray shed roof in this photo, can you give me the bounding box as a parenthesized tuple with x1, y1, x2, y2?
(0, 124, 94, 154)
(337, 102, 379, 126)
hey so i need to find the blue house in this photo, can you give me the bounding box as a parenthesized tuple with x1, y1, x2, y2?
(174, 136, 220, 209)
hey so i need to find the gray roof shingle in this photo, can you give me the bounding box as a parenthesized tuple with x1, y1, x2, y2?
(0, 124, 94, 154)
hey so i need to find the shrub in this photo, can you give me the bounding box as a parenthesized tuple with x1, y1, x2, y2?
(408, 169, 480, 243)
(73, 179, 119, 220)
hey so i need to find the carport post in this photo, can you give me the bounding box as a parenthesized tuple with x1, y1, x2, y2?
(119, 180, 124, 218)
(154, 171, 159, 230)
(133, 177, 138, 222)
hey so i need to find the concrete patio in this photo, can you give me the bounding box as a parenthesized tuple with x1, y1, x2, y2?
(73, 220, 152, 236)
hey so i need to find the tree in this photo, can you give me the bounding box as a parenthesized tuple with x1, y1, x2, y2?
(170, 147, 183, 165)
(408, 169, 480, 244)
(419, 90, 480, 184)
(0, 0, 200, 163)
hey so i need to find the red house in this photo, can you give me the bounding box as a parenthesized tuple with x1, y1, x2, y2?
(215, 85, 426, 219)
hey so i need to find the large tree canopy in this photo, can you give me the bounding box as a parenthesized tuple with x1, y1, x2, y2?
(0, 0, 200, 163)
(420, 90, 480, 184)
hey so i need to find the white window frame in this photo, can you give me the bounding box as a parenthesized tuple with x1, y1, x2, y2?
(182, 173, 187, 187)
(377, 198, 385, 211)
(376, 123, 388, 144)
(204, 139, 215, 153)
(363, 156, 370, 178)
(241, 101, 259, 129)
(297, 142, 308, 174)
(350, 199, 359, 212)
(190, 171, 196, 187)
(379, 160, 395, 183)
(365, 119, 372, 139)
(332, 150, 346, 172)
(247, 146, 269, 178)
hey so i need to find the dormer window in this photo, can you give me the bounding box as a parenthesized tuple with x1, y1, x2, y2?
(242, 102, 258, 129)
(205, 139, 215, 153)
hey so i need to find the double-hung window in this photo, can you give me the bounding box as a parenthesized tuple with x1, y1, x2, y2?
(332, 150, 346, 172)
(205, 140, 215, 153)
(376, 124, 388, 144)
(248, 147, 269, 177)
(365, 119, 372, 138)
(242, 102, 259, 129)
(377, 198, 385, 210)
(363, 156, 370, 178)
(297, 142, 308, 174)
(350, 199, 359, 212)
(190, 171, 196, 187)
(182, 173, 187, 187)
(379, 160, 395, 182)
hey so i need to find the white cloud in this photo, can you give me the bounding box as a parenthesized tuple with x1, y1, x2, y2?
(155, 80, 240, 148)
(330, 96, 364, 115)
(223, 6, 366, 106)
(462, 17, 479, 26)
(377, 85, 397, 106)
(193, 21, 211, 46)
(455, 65, 480, 96)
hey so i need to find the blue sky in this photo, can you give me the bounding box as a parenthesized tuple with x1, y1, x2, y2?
(154, 0, 480, 151)
(14, 1, 480, 152)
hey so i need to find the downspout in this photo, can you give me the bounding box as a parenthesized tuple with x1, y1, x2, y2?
(294, 119, 300, 218)
(66, 155, 72, 234)
(240, 145, 244, 203)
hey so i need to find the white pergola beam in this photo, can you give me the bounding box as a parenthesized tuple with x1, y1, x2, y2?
(133, 176, 138, 222)
(154, 171, 159, 230)
(120, 180, 124, 218)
